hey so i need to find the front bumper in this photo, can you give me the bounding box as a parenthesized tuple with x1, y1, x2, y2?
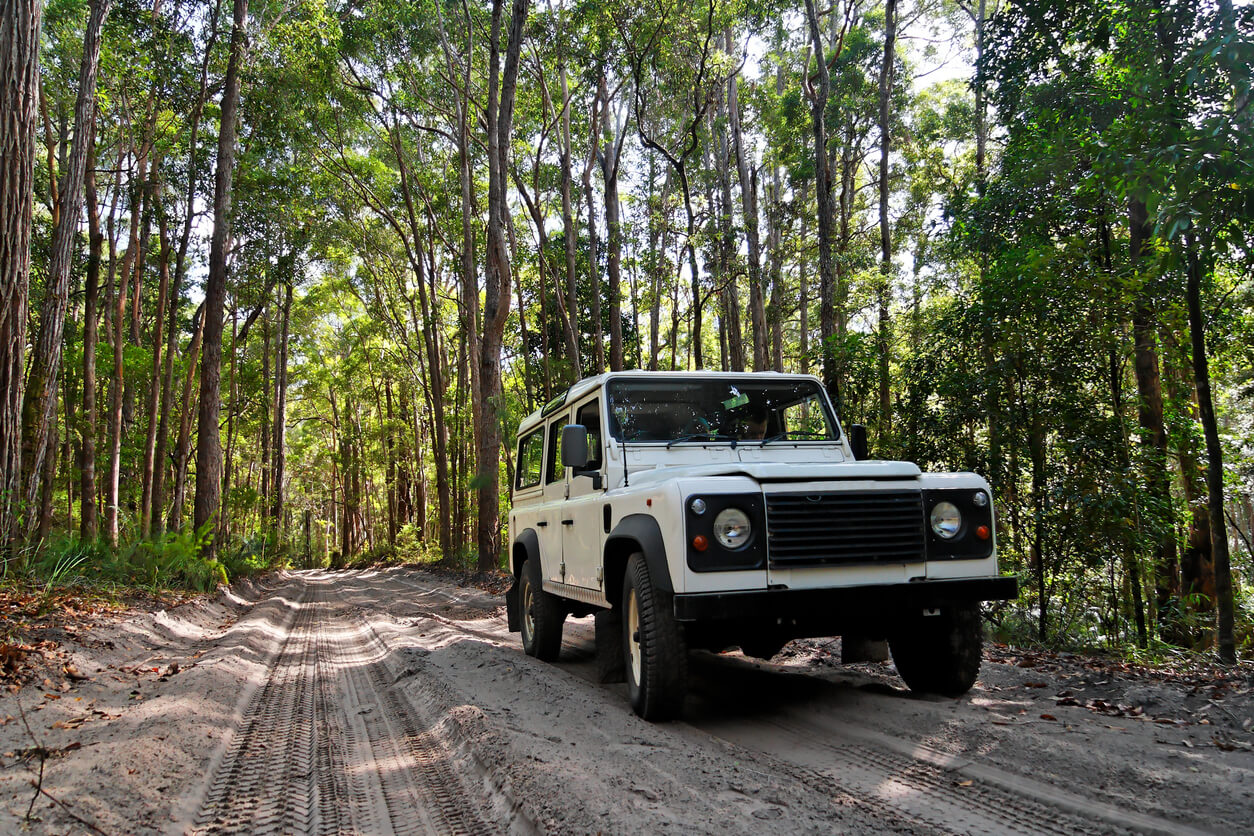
(672, 576, 1018, 622)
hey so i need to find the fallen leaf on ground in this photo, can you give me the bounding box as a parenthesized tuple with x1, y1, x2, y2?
(63, 664, 90, 681)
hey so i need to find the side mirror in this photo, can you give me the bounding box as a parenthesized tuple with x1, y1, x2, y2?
(849, 424, 869, 461)
(561, 424, 590, 469)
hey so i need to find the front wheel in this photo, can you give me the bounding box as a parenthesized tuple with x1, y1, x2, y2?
(622, 554, 687, 720)
(889, 603, 983, 697)
(519, 557, 565, 661)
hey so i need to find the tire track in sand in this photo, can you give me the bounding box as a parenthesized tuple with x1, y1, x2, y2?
(193, 578, 503, 835)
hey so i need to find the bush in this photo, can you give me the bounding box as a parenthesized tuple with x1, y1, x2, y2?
(7, 525, 286, 598)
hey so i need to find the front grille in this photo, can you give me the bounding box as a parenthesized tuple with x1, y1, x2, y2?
(765, 490, 926, 566)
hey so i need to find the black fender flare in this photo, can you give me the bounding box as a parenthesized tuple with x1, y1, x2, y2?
(604, 514, 673, 601)
(506, 529, 541, 632)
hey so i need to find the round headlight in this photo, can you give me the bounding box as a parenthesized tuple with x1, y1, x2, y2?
(930, 501, 962, 539)
(713, 508, 752, 550)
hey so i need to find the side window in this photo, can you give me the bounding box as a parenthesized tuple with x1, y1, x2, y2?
(575, 399, 603, 471)
(546, 418, 565, 484)
(778, 394, 830, 437)
(515, 428, 544, 491)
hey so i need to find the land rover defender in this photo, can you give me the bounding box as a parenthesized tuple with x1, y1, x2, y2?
(505, 372, 1018, 720)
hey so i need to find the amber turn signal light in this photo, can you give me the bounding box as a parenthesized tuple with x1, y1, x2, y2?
(692, 535, 709, 551)
(975, 525, 990, 540)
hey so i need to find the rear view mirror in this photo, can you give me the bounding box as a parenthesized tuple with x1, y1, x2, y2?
(561, 424, 590, 469)
(849, 424, 869, 461)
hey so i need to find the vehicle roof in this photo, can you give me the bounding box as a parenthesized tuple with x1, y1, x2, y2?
(514, 370, 821, 436)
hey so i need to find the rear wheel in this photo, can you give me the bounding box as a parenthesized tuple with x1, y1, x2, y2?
(622, 554, 687, 720)
(889, 603, 983, 697)
(519, 557, 565, 661)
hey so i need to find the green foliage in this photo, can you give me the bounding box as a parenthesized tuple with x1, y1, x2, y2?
(9, 526, 284, 597)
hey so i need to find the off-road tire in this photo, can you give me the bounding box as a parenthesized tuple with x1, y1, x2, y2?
(622, 553, 687, 720)
(519, 557, 565, 661)
(889, 603, 983, 697)
(595, 609, 626, 683)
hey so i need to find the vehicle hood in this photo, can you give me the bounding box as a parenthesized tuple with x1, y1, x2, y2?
(621, 460, 923, 486)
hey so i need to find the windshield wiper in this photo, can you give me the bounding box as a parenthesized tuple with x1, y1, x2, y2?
(665, 433, 738, 449)
(760, 430, 831, 446)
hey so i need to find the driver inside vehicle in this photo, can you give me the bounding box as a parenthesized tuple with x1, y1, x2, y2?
(740, 404, 768, 440)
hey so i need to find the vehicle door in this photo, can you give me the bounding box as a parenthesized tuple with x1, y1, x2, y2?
(536, 414, 569, 583)
(511, 425, 546, 555)
(561, 397, 607, 592)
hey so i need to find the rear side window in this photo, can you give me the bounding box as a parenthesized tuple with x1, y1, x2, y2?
(515, 428, 544, 490)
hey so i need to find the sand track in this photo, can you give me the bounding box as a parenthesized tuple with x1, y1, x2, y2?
(2, 568, 1251, 835)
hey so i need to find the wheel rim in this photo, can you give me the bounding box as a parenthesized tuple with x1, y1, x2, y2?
(627, 587, 642, 684)
(522, 577, 535, 643)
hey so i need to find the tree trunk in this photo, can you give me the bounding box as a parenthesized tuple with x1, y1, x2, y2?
(104, 178, 141, 547)
(1, 0, 43, 548)
(1162, 329, 1214, 637)
(804, 0, 838, 407)
(36, 413, 55, 541)
(558, 61, 583, 379)
(968, 0, 1002, 498)
(154, 0, 218, 535)
(836, 125, 855, 403)
(798, 181, 809, 375)
(123, 177, 150, 441)
(458, 106, 482, 487)
(389, 120, 454, 560)
(767, 64, 785, 374)
(80, 128, 102, 540)
(270, 279, 290, 528)
(876, 0, 896, 442)
(681, 186, 701, 369)
(727, 31, 767, 371)
(170, 305, 204, 531)
(139, 183, 170, 537)
(1099, 214, 1148, 648)
(1185, 239, 1236, 664)
(600, 79, 625, 372)
(583, 147, 604, 376)
(712, 90, 743, 373)
(478, 0, 528, 573)
(384, 378, 396, 547)
(395, 382, 413, 526)
(1129, 198, 1179, 640)
(194, 0, 248, 555)
(508, 212, 535, 410)
(220, 304, 238, 542)
(259, 310, 271, 517)
(1030, 416, 1047, 641)
(647, 152, 663, 370)
(20, 0, 110, 539)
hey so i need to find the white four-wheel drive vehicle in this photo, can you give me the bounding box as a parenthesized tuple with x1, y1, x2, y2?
(505, 372, 1018, 720)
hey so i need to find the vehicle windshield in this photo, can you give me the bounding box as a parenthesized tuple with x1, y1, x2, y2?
(606, 377, 840, 444)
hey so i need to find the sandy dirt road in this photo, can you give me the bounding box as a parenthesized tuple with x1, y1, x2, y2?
(2, 568, 1252, 834)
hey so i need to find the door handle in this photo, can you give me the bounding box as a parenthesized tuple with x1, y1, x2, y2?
(561, 519, 575, 526)
(536, 521, 548, 527)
